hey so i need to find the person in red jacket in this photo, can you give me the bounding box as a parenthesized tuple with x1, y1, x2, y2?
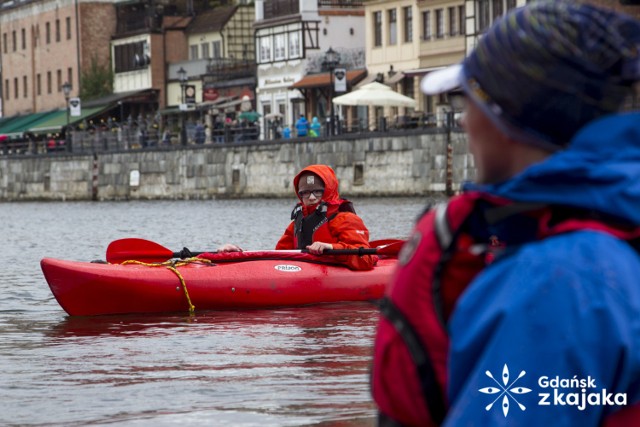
(277, 164, 376, 270)
(219, 164, 376, 270)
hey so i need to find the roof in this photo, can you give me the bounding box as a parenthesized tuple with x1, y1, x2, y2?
(0, 110, 61, 138)
(402, 66, 446, 77)
(82, 89, 158, 108)
(0, 89, 159, 137)
(187, 6, 238, 33)
(28, 106, 112, 134)
(290, 69, 367, 90)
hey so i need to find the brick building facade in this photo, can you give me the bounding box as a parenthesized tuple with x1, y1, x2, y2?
(0, 0, 116, 117)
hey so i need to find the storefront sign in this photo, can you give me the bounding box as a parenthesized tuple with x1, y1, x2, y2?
(185, 85, 196, 104)
(69, 98, 81, 117)
(334, 68, 347, 93)
(203, 87, 219, 102)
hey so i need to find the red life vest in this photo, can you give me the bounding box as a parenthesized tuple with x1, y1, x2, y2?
(291, 200, 355, 249)
(371, 191, 640, 426)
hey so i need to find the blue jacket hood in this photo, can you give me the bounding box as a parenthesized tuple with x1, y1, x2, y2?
(467, 112, 640, 224)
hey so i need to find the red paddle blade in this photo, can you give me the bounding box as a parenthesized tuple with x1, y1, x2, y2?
(370, 238, 404, 247)
(375, 240, 405, 256)
(106, 238, 175, 264)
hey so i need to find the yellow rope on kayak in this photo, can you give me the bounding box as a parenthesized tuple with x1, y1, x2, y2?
(121, 257, 213, 314)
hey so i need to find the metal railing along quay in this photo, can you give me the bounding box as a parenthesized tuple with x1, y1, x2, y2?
(0, 114, 454, 157)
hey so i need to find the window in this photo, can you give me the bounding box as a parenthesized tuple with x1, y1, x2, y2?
(263, 0, 299, 20)
(190, 45, 198, 60)
(262, 102, 271, 118)
(5, 79, 9, 101)
(23, 76, 27, 98)
(274, 34, 285, 60)
(288, 32, 300, 58)
(55, 19, 60, 42)
(201, 42, 210, 59)
(448, 7, 456, 36)
(21, 29, 25, 50)
(57, 69, 62, 92)
(402, 78, 415, 111)
(46, 22, 50, 44)
(68, 68, 72, 88)
(37, 73, 41, 95)
(403, 6, 413, 43)
(2, 33, 6, 54)
(212, 41, 221, 58)
(373, 11, 382, 47)
(14, 77, 18, 99)
(12, 30, 16, 51)
(507, 0, 517, 10)
(423, 95, 434, 114)
(435, 9, 444, 38)
(422, 11, 431, 40)
(47, 72, 52, 94)
(388, 9, 397, 45)
(478, 0, 490, 32)
(114, 41, 146, 73)
(259, 36, 271, 63)
(66, 17, 71, 40)
(458, 5, 466, 35)
(34, 25, 39, 48)
(492, 0, 504, 20)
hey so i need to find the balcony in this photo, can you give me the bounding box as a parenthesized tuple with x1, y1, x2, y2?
(263, 0, 299, 20)
(318, 0, 363, 8)
(204, 59, 257, 82)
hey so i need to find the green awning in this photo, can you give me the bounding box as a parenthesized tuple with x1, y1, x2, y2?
(0, 110, 61, 138)
(28, 105, 110, 134)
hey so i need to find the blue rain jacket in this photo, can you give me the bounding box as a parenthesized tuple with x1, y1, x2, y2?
(445, 113, 640, 426)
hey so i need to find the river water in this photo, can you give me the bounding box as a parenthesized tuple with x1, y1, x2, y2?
(0, 197, 431, 426)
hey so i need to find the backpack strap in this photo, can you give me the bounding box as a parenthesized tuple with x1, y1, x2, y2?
(378, 297, 447, 425)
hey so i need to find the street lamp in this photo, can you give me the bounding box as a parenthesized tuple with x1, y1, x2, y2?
(177, 67, 188, 145)
(323, 47, 340, 136)
(62, 81, 72, 152)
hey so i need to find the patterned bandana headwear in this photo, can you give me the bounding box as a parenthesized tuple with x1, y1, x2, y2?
(421, 0, 640, 150)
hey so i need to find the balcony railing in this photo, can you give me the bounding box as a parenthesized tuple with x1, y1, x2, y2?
(205, 59, 256, 82)
(318, 0, 363, 8)
(0, 112, 460, 157)
(263, 0, 299, 20)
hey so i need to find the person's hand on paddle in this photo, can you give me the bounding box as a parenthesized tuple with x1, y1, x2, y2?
(306, 241, 333, 255)
(218, 243, 243, 253)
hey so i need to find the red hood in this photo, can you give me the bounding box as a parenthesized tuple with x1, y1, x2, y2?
(293, 165, 342, 214)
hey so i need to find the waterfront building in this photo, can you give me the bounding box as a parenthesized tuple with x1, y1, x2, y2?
(163, 1, 256, 139)
(254, 0, 366, 138)
(0, 0, 115, 117)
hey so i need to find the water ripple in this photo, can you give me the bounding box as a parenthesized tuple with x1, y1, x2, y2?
(0, 197, 432, 426)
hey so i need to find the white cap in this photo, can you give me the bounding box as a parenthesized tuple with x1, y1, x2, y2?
(420, 64, 464, 95)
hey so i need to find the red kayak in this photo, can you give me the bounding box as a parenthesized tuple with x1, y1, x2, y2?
(42, 250, 397, 316)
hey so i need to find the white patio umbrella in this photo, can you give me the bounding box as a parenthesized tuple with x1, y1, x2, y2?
(332, 82, 417, 108)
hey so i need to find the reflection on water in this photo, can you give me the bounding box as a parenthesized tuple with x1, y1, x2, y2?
(0, 197, 432, 425)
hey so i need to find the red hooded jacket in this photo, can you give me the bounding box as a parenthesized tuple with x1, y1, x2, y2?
(275, 165, 376, 270)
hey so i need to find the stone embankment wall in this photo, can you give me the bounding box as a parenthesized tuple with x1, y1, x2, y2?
(0, 130, 474, 201)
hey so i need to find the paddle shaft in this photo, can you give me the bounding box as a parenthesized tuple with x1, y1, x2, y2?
(106, 238, 404, 264)
(172, 248, 380, 258)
